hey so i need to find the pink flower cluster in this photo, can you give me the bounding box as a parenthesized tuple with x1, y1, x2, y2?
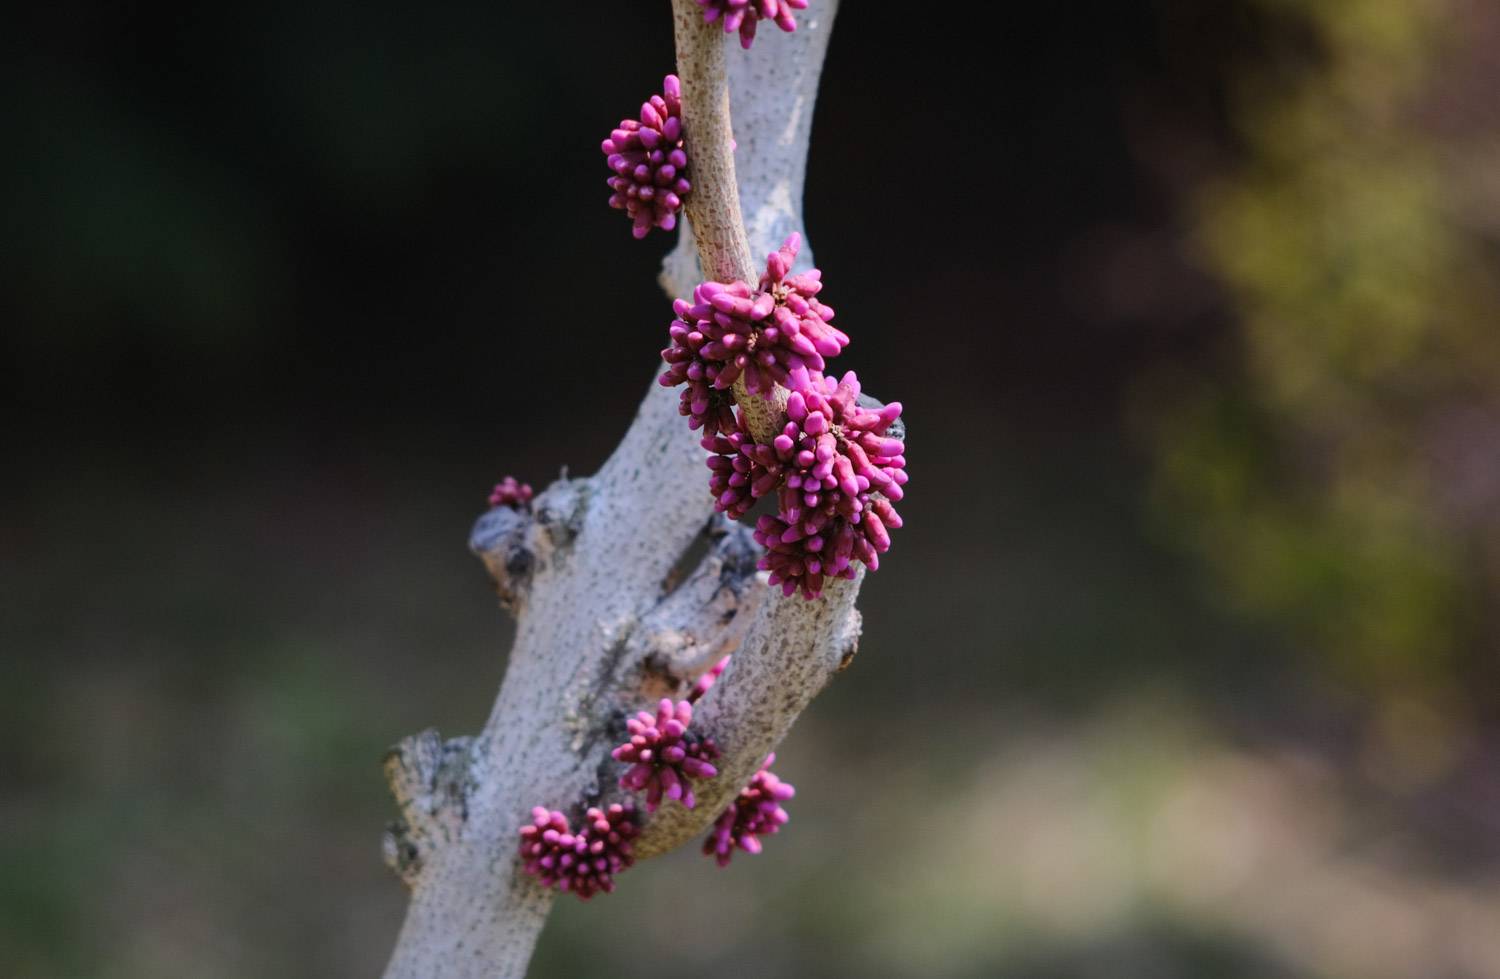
(662, 236, 907, 599)
(702, 754, 795, 866)
(754, 371, 906, 598)
(612, 698, 721, 811)
(660, 233, 848, 437)
(518, 803, 639, 900)
(703, 418, 759, 518)
(519, 695, 725, 898)
(697, 0, 808, 49)
(487, 476, 534, 509)
(602, 76, 691, 239)
(521, 662, 802, 889)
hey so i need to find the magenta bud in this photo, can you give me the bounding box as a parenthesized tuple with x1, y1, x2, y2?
(601, 76, 690, 238)
(610, 698, 720, 814)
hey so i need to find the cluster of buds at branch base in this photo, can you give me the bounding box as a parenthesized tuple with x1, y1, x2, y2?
(518, 803, 640, 900)
(602, 75, 691, 239)
(660, 233, 848, 436)
(612, 698, 721, 811)
(702, 754, 795, 866)
(696, 0, 808, 49)
(487, 475, 534, 509)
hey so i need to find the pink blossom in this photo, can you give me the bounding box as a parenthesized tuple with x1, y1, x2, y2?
(602, 76, 690, 238)
(517, 803, 640, 900)
(659, 280, 793, 400)
(703, 415, 758, 518)
(660, 312, 741, 438)
(612, 698, 721, 811)
(659, 235, 848, 413)
(697, 0, 808, 49)
(487, 476, 534, 509)
(753, 370, 906, 599)
(757, 234, 844, 366)
(702, 754, 795, 866)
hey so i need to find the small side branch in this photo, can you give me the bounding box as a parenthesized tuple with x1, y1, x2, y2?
(661, 1, 837, 296)
(670, 0, 758, 286)
(469, 478, 590, 615)
(668, 0, 839, 442)
(629, 517, 766, 698)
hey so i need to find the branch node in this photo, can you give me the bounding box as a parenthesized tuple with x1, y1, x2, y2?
(628, 519, 765, 699)
(531, 479, 589, 553)
(470, 479, 591, 611)
(382, 730, 475, 887)
(470, 507, 534, 612)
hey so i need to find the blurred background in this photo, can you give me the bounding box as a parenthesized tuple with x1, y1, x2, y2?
(4, 0, 1499, 976)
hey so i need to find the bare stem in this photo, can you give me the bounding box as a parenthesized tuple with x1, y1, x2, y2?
(670, 0, 758, 285)
(670, 0, 787, 443)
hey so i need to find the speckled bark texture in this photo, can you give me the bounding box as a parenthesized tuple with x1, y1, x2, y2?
(380, 4, 849, 977)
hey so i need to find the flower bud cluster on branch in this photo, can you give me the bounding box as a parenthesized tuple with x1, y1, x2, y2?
(517, 804, 640, 900)
(663, 235, 908, 599)
(696, 0, 808, 49)
(613, 698, 721, 812)
(753, 371, 906, 597)
(518, 656, 796, 898)
(703, 753, 795, 866)
(486, 476, 534, 509)
(662, 232, 849, 426)
(602, 76, 691, 239)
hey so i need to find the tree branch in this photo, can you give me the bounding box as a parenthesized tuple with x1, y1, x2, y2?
(666, 0, 840, 444)
(381, 5, 848, 977)
(669, 1, 757, 286)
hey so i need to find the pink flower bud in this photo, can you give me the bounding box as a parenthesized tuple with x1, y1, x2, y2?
(487, 476, 534, 509)
(702, 754, 795, 866)
(518, 802, 640, 900)
(611, 699, 721, 811)
(601, 76, 691, 238)
(696, 0, 809, 49)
